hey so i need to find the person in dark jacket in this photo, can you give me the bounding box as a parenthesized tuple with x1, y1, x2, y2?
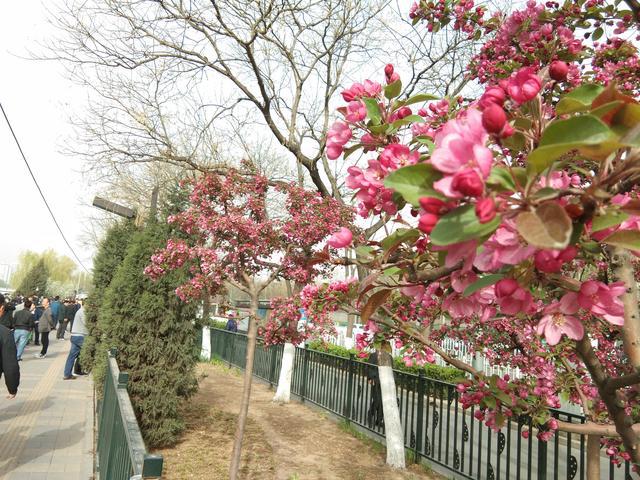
(32, 303, 43, 346)
(366, 351, 384, 429)
(0, 295, 19, 398)
(12, 300, 34, 361)
(0, 301, 14, 329)
(57, 300, 76, 340)
(50, 296, 62, 331)
(225, 317, 238, 332)
(35, 298, 55, 358)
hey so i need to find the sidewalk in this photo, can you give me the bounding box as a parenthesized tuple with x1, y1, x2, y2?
(0, 335, 94, 480)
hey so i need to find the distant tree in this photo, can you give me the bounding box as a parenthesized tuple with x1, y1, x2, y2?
(17, 259, 49, 297)
(11, 249, 78, 294)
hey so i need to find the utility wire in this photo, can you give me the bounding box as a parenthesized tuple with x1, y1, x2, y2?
(0, 101, 90, 273)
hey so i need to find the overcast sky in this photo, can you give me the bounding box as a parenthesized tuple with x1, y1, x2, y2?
(0, 1, 97, 276)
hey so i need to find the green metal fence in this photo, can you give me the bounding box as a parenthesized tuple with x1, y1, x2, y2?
(96, 349, 164, 480)
(210, 328, 632, 480)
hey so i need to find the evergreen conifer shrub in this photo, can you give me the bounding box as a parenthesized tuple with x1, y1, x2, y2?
(97, 219, 198, 447)
(81, 219, 136, 374)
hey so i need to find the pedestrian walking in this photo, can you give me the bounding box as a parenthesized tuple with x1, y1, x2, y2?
(50, 295, 62, 331)
(57, 299, 75, 340)
(63, 300, 87, 380)
(12, 299, 35, 361)
(225, 314, 238, 333)
(0, 294, 19, 398)
(32, 302, 43, 346)
(35, 298, 55, 358)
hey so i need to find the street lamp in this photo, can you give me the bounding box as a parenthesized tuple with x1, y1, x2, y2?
(92, 196, 136, 219)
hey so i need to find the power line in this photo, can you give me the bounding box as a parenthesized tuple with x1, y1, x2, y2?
(0, 101, 90, 273)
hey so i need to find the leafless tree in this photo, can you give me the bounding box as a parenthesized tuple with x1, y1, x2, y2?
(51, 0, 391, 200)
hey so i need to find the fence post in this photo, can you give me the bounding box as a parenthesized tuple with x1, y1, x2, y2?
(269, 345, 278, 387)
(141, 453, 164, 478)
(537, 430, 548, 480)
(344, 353, 355, 420)
(117, 372, 129, 389)
(229, 333, 234, 368)
(301, 347, 310, 402)
(415, 371, 425, 463)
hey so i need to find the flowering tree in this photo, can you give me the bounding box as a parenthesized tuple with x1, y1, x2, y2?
(145, 168, 352, 479)
(318, 0, 640, 476)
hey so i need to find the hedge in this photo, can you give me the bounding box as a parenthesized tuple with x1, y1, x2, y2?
(305, 340, 465, 384)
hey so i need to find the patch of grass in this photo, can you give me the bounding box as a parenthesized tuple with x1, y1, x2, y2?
(337, 420, 385, 454)
(209, 358, 242, 376)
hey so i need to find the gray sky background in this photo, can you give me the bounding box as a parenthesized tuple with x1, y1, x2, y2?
(0, 0, 96, 274)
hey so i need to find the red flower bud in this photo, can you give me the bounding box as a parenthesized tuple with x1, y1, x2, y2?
(475, 197, 497, 224)
(418, 212, 439, 234)
(501, 123, 515, 138)
(419, 197, 448, 215)
(479, 86, 506, 108)
(384, 64, 394, 78)
(549, 60, 569, 82)
(482, 104, 507, 134)
(397, 106, 412, 119)
(495, 278, 519, 298)
(452, 170, 484, 197)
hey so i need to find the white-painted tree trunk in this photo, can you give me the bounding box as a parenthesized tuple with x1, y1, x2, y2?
(273, 342, 295, 403)
(378, 355, 406, 469)
(201, 326, 211, 361)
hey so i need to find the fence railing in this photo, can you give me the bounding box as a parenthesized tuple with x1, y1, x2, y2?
(210, 328, 632, 480)
(96, 349, 164, 480)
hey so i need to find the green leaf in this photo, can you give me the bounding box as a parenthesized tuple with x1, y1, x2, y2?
(592, 27, 604, 40)
(388, 115, 424, 133)
(603, 230, 640, 251)
(383, 163, 444, 206)
(487, 167, 517, 192)
(382, 266, 402, 277)
(362, 97, 382, 125)
(527, 115, 614, 174)
(355, 245, 375, 259)
(482, 396, 497, 409)
(368, 123, 388, 135)
(430, 205, 501, 246)
(591, 101, 624, 119)
(463, 274, 505, 297)
(342, 143, 362, 159)
(532, 187, 559, 201)
(502, 132, 526, 151)
(396, 93, 439, 108)
(592, 209, 629, 232)
(556, 84, 604, 115)
(384, 79, 402, 100)
(381, 228, 421, 251)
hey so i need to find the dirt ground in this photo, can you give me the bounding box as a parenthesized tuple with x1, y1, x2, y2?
(155, 362, 438, 480)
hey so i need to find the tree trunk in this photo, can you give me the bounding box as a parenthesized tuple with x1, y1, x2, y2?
(378, 347, 406, 468)
(586, 435, 600, 480)
(200, 294, 211, 360)
(346, 314, 355, 340)
(273, 280, 302, 404)
(228, 290, 259, 480)
(201, 326, 211, 361)
(273, 342, 296, 403)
